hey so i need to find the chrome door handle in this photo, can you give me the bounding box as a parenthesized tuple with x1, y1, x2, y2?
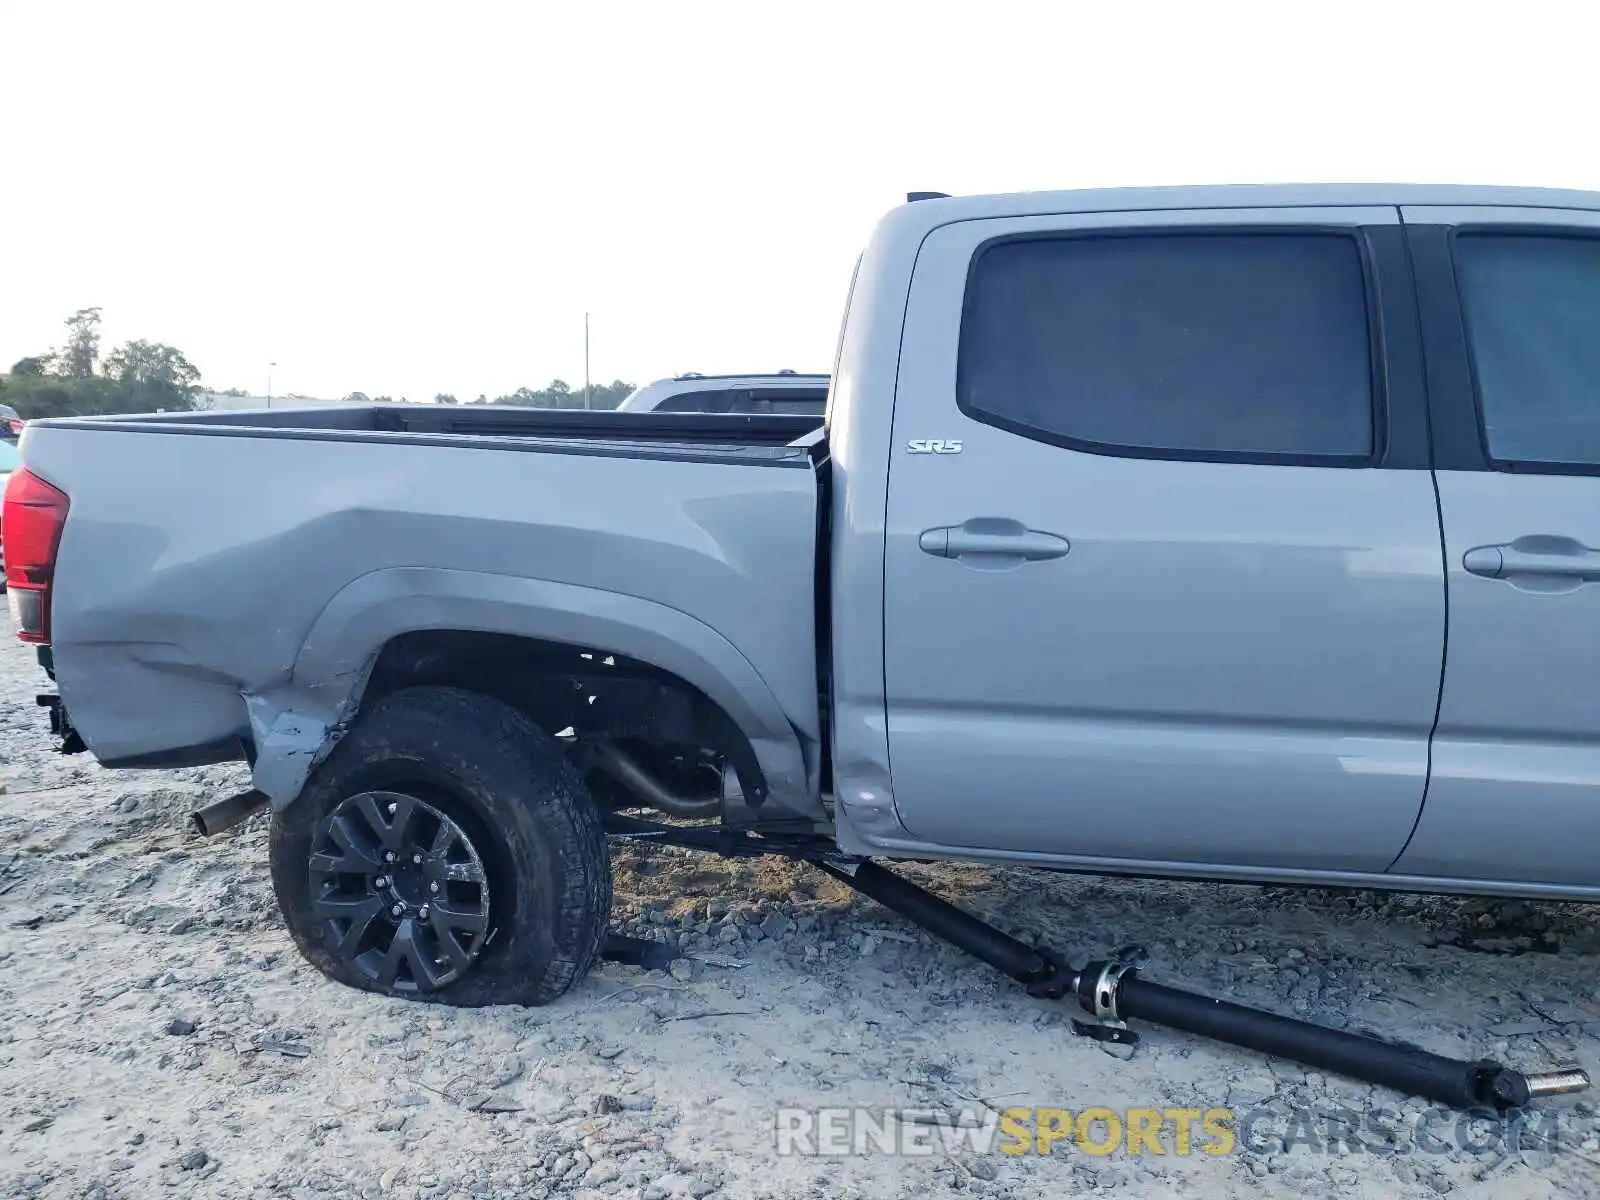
(919, 519, 1070, 562)
(1464, 536, 1600, 581)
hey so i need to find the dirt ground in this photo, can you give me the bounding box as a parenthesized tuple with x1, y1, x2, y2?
(4, 631, 1600, 1199)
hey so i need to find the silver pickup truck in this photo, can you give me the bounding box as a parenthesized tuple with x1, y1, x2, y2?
(7, 183, 1600, 1111)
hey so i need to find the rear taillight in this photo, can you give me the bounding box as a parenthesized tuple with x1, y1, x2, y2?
(5, 419, 22, 437)
(3, 467, 70, 644)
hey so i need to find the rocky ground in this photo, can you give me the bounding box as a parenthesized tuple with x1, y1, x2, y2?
(4, 634, 1600, 1199)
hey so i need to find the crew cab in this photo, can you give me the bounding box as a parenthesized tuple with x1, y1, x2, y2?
(9, 183, 1600, 1008)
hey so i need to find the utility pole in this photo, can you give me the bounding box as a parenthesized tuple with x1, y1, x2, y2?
(584, 313, 592, 409)
(267, 361, 276, 408)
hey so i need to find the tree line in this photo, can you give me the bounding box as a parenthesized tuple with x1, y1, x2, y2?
(1, 307, 639, 419)
(1, 308, 202, 418)
(360, 380, 636, 410)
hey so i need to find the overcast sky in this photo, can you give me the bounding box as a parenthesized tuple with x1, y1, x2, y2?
(3, 2, 1594, 401)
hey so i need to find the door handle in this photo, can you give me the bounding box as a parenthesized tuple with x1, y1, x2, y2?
(1463, 536, 1600, 581)
(919, 519, 1070, 563)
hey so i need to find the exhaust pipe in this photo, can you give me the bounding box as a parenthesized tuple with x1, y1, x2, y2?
(590, 745, 721, 819)
(191, 789, 270, 837)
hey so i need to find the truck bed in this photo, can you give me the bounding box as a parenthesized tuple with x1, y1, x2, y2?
(20, 404, 825, 808)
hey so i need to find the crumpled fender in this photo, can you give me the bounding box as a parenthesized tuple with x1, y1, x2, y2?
(245, 566, 815, 812)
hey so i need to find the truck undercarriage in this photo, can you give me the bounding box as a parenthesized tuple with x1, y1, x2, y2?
(38, 614, 1594, 1118)
(596, 810, 1591, 1114)
(176, 769, 1592, 1115)
(25, 635, 1581, 1120)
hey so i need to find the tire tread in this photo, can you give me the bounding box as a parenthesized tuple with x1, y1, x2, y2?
(269, 686, 612, 1007)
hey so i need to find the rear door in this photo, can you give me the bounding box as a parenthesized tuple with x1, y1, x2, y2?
(1393, 207, 1600, 885)
(882, 206, 1446, 871)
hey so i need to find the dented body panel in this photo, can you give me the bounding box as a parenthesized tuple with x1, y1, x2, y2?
(21, 419, 820, 808)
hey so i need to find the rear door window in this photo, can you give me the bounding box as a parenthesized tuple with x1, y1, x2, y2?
(747, 389, 827, 415)
(655, 388, 827, 415)
(655, 390, 736, 413)
(957, 232, 1376, 462)
(1453, 232, 1600, 467)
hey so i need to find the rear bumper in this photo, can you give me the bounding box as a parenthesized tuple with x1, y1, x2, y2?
(97, 735, 251, 769)
(33, 672, 248, 766)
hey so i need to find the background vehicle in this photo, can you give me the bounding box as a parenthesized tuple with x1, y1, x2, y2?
(615, 371, 829, 415)
(11, 184, 1600, 1019)
(0, 438, 18, 586)
(0, 404, 24, 443)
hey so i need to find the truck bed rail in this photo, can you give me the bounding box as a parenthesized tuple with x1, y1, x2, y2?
(33, 404, 823, 447)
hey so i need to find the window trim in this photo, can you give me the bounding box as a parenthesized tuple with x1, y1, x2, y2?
(953, 226, 1391, 469)
(1447, 224, 1600, 477)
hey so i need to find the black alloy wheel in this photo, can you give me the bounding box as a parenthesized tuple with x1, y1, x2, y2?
(308, 789, 493, 993)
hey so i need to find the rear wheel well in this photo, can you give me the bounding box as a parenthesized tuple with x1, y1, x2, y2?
(356, 630, 767, 811)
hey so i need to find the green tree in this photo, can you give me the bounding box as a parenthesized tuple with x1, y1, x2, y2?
(7, 382, 76, 418)
(586, 379, 634, 410)
(434, 392, 458, 405)
(2, 308, 203, 418)
(490, 378, 633, 409)
(103, 339, 202, 411)
(60, 307, 102, 378)
(343, 391, 371, 403)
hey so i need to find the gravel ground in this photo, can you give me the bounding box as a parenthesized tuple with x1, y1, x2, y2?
(4, 631, 1600, 1199)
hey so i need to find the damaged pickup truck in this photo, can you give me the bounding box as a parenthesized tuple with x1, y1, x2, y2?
(10, 183, 1600, 1112)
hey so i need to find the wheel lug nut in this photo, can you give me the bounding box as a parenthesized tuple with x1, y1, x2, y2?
(385, 851, 396, 862)
(387, 802, 398, 815)
(429, 882, 439, 894)
(390, 904, 404, 917)
(412, 854, 423, 865)
(419, 905, 430, 919)
(375, 876, 390, 888)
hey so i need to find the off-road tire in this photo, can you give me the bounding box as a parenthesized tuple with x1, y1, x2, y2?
(269, 686, 612, 1006)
